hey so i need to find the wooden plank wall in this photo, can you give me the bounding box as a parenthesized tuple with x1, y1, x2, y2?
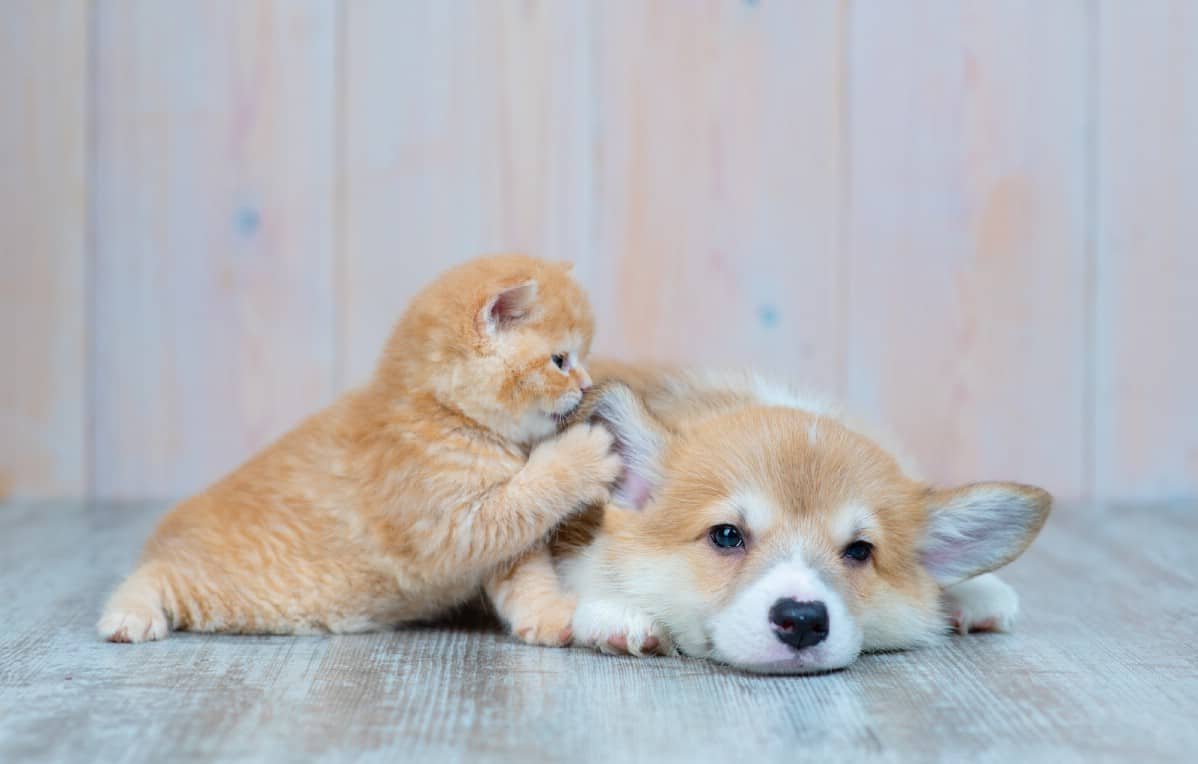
(1093, 1, 1198, 501)
(0, 0, 89, 498)
(845, 1, 1090, 498)
(1, 0, 1194, 502)
(90, 0, 338, 497)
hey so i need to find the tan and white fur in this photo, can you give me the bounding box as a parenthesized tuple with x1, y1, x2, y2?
(550, 363, 1051, 674)
(98, 254, 617, 645)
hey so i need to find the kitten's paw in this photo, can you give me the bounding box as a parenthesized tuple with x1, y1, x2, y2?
(944, 573, 1019, 635)
(534, 423, 622, 507)
(97, 605, 169, 643)
(572, 599, 672, 657)
(509, 594, 577, 648)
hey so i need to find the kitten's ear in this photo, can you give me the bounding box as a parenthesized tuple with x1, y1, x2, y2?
(921, 482, 1052, 585)
(480, 280, 537, 334)
(567, 383, 670, 510)
(556, 260, 576, 274)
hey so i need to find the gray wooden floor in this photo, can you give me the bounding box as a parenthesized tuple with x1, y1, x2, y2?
(1, 499, 1194, 764)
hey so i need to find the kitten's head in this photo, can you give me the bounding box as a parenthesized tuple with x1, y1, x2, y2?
(378, 254, 595, 444)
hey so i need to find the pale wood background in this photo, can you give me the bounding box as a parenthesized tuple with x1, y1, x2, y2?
(2, 0, 1195, 502)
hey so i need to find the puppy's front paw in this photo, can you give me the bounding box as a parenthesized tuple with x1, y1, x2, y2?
(943, 573, 1019, 635)
(508, 593, 577, 648)
(572, 599, 671, 657)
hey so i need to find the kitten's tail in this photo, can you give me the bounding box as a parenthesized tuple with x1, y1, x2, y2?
(97, 562, 172, 643)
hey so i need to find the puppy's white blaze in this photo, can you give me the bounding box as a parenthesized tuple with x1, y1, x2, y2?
(708, 559, 862, 674)
(833, 502, 879, 546)
(728, 490, 776, 536)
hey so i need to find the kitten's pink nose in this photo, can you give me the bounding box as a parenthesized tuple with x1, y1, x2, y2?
(576, 368, 593, 391)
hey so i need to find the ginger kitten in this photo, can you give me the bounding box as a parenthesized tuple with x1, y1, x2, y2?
(98, 254, 618, 645)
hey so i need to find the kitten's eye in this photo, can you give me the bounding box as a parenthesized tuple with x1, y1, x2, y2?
(708, 524, 745, 550)
(551, 354, 567, 370)
(842, 540, 873, 564)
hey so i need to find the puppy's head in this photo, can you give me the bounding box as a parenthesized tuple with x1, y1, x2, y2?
(586, 384, 1051, 674)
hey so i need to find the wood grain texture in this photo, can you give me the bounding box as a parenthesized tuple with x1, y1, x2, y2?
(3, 1, 1198, 502)
(339, 0, 595, 388)
(0, 0, 88, 497)
(90, 0, 338, 498)
(1093, 1, 1198, 500)
(1, 498, 1194, 762)
(844, 1, 1090, 496)
(587, 1, 845, 391)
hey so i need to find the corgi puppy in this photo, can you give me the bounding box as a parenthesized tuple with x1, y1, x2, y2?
(551, 364, 1051, 674)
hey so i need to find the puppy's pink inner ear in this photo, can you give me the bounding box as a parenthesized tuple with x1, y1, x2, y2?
(615, 471, 654, 510)
(484, 281, 538, 332)
(585, 384, 667, 512)
(920, 482, 1051, 585)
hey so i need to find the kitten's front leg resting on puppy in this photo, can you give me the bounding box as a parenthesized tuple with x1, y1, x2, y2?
(447, 423, 621, 572)
(519, 423, 623, 510)
(480, 424, 619, 646)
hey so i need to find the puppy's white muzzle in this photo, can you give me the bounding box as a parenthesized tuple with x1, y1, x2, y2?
(707, 558, 863, 674)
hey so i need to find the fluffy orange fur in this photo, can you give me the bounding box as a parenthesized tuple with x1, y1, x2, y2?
(98, 254, 618, 644)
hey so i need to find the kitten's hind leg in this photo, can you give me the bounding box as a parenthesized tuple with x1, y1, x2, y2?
(97, 562, 172, 643)
(486, 545, 576, 648)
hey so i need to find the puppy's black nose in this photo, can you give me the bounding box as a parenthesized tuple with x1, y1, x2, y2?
(769, 599, 829, 649)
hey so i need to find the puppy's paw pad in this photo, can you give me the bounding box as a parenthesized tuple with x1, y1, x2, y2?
(97, 607, 169, 644)
(944, 574, 1019, 635)
(951, 616, 999, 634)
(573, 600, 670, 657)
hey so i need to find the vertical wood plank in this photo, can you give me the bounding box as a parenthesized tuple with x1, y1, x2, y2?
(1094, 1, 1198, 500)
(845, 1, 1090, 496)
(587, 1, 845, 390)
(91, 0, 338, 498)
(0, 0, 89, 497)
(339, 0, 594, 388)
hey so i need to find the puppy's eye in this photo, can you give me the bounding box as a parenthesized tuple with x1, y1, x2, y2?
(551, 354, 567, 370)
(708, 524, 745, 550)
(842, 540, 873, 563)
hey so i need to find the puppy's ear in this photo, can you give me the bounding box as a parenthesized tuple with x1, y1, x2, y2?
(566, 383, 670, 510)
(480, 280, 537, 334)
(920, 482, 1051, 585)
